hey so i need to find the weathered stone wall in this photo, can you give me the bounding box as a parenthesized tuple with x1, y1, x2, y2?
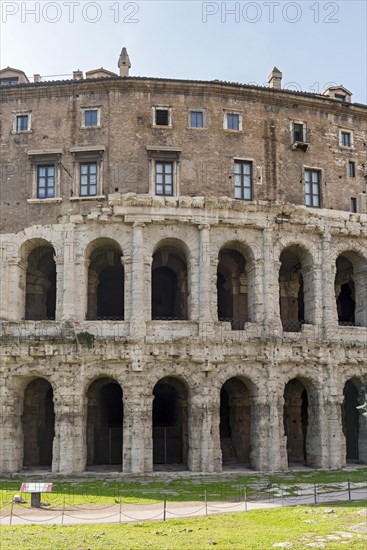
(1, 78, 366, 234)
(0, 75, 366, 475)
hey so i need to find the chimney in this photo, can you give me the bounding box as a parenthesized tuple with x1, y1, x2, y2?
(73, 70, 83, 80)
(33, 74, 41, 83)
(268, 67, 282, 89)
(118, 47, 131, 77)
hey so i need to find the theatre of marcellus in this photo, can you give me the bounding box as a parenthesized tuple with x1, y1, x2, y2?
(0, 49, 366, 476)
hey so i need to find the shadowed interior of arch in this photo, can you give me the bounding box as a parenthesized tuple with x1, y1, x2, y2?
(152, 245, 188, 320)
(217, 248, 248, 330)
(220, 377, 251, 467)
(25, 245, 56, 320)
(22, 378, 55, 469)
(342, 379, 362, 462)
(153, 377, 188, 467)
(86, 378, 123, 468)
(283, 379, 308, 465)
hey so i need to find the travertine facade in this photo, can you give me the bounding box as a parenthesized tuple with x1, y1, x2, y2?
(0, 52, 366, 475)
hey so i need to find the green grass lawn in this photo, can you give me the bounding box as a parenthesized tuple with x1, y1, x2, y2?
(1, 501, 366, 549)
(0, 468, 366, 507)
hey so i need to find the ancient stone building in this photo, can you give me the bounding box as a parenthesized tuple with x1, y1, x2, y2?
(0, 50, 366, 475)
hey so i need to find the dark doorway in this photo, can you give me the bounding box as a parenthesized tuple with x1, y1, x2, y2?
(343, 380, 360, 461)
(153, 378, 188, 466)
(87, 379, 123, 467)
(22, 378, 55, 468)
(220, 378, 251, 466)
(152, 245, 188, 320)
(284, 379, 308, 464)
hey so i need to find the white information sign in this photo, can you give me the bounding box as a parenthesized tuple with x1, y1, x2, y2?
(21, 482, 53, 493)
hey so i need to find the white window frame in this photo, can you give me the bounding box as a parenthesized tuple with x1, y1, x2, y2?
(223, 110, 243, 132)
(233, 158, 253, 201)
(339, 129, 354, 148)
(12, 110, 32, 133)
(152, 106, 172, 127)
(188, 109, 206, 129)
(304, 167, 322, 208)
(290, 120, 307, 143)
(70, 146, 105, 200)
(146, 146, 181, 197)
(27, 149, 62, 203)
(81, 107, 101, 128)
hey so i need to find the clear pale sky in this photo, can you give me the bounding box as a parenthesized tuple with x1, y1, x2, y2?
(1, 0, 366, 103)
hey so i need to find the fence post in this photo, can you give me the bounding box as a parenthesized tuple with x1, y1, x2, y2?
(348, 479, 351, 501)
(119, 496, 122, 524)
(245, 486, 247, 512)
(313, 484, 317, 505)
(9, 499, 14, 526)
(205, 489, 208, 516)
(281, 486, 283, 507)
(61, 497, 65, 525)
(163, 495, 167, 521)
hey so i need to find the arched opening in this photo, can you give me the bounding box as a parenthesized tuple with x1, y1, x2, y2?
(152, 243, 188, 320)
(342, 379, 364, 462)
(87, 240, 124, 320)
(220, 378, 252, 467)
(335, 252, 367, 327)
(86, 378, 123, 469)
(22, 378, 55, 469)
(279, 245, 313, 332)
(283, 379, 309, 464)
(153, 377, 188, 468)
(217, 246, 249, 330)
(25, 244, 56, 320)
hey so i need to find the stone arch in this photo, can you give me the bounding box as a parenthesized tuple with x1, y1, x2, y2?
(342, 378, 367, 463)
(151, 238, 189, 320)
(86, 377, 123, 469)
(217, 241, 255, 330)
(22, 239, 57, 320)
(279, 243, 314, 332)
(86, 238, 124, 320)
(220, 376, 254, 467)
(152, 376, 189, 468)
(335, 251, 367, 327)
(22, 377, 55, 469)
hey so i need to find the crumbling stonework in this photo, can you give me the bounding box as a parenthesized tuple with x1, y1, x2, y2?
(0, 56, 366, 475)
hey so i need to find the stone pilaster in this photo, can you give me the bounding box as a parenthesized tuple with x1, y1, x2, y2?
(321, 233, 338, 337)
(7, 258, 27, 321)
(52, 390, 85, 474)
(0, 384, 23, 472)
(130, 223, 146, 337)
(198, 224, 213, 322)
(189, 388, 221, 472)
(123, 388, 153, 473)
(262, 228, 282, 337)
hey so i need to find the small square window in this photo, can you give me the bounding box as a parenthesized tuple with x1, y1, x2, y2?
(16, 114, 29, 132)
(226, 113, 240, 131)
(84, 109, 98, 127)
(348, 161, 356, 177)
(234, 161, 252, 200)
(37, 165, 55, 198)
(340, 131, 352, 147)
(155, 108, 170, 126)
(155, 162, 173, 196)
(80, 162, 97, 196)
(190, 111, 204, 128)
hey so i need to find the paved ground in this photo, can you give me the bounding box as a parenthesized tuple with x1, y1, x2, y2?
(1, 488, 366, 526)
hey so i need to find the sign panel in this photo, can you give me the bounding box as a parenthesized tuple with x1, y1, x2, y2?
(20, 482, 53, 493)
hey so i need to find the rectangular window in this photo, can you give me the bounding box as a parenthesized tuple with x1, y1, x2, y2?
(155, 162, 173, 196)
(234, 161, 252, 200)
(348, 161, 356, 177)
(350, 197, 357, 212)
(155, 108, 169, 126)
(293, 123, 304, 142)
(305, 169, 321, 207)
(84, 109, 98, 127)
(16, 114, 29, 132)
(37, 165, 55, 198)
(341, 131, 351, 147)
(190, 111, 203, 128)
(227, 113, 240, 131)
(80, 162, 97, 196)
